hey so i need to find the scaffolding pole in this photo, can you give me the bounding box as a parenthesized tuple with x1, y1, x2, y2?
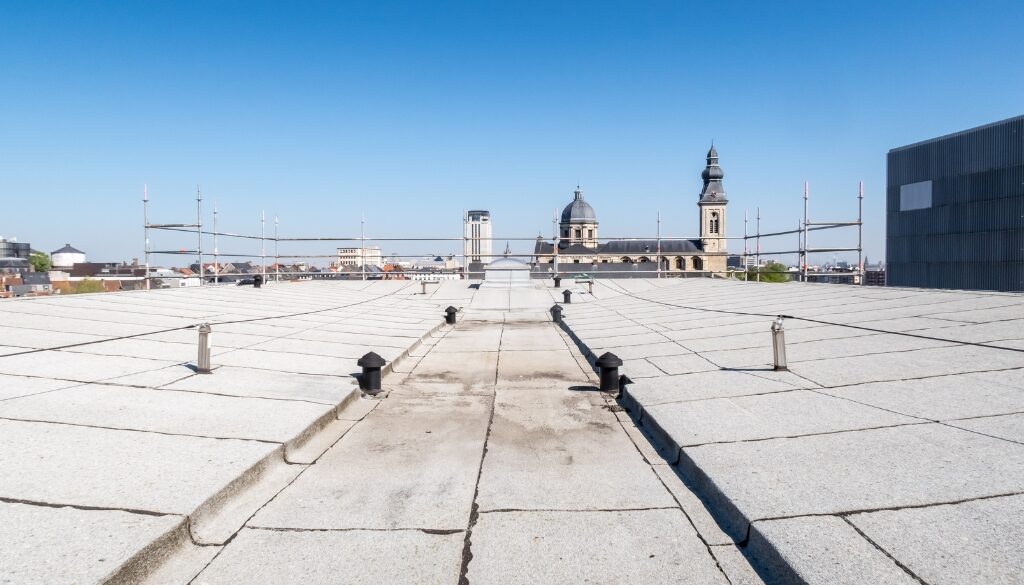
(858, 181, 864, 286)
(755, 206, 761, 283)
(197, 185, 204, 285)
(361, 214, 366, 282)
(143, 184, 150, 290)
(213, 203, 219, 285)
(261, 210, 266, 280)
(274, 215, 280, 282)
(656, 212, 662, 279)
(801, 182, 809, 283)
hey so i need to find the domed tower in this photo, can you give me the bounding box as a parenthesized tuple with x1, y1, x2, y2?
(559, 186, 599, 248)
(698, 146, 728, 254)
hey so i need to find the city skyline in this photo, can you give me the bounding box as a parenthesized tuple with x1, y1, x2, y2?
(2, 1, 1023, 263)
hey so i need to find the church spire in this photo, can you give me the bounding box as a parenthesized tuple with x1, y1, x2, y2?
(699, 144, 727, 203)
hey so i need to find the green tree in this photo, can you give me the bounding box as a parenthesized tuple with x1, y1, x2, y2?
(739, 260, 791, 283)
(29, 252, 51, 272)
(71, 279, 105, 294)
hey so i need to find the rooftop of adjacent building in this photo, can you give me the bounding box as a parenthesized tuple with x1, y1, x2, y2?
(889, 113, 1024, 152)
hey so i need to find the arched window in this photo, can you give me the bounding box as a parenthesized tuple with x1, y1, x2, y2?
(660, 257, 669, 270)
(621, 257, 632, 264)
(638, 256, 651, 263)
(572, 259, 580, 264)
(692, 256, 703, 271)
(710, 212, 720, 235)
(675, 257, 685, 270)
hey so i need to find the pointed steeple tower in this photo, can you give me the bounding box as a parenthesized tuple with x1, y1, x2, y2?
(698, 145, 728, 255)
(699, 144, 728, 204)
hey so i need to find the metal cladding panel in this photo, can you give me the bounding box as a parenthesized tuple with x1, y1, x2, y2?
(886, 116, 1024, 291)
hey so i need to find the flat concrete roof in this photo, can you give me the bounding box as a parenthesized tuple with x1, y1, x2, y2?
(1, 278, 1021, 584)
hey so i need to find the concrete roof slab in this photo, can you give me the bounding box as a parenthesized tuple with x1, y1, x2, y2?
(0, 374, 79, 401)
(848, 494, 1024, 585)
(496, 349, 588, 384)
(476, 389, 675, 511)
(0, 351, 179, 383)
(679, 424, 1024, 539)
(248, 393, 490, 530)
(0, 384, 335, 442)
(194, 527, 463, 585)
(0, 419, 277, 514)
(627, 371, 801, 405)
(747, 515, 919, 585)
(646, 390, 917, 446)
(949, 412, 1024, 443)
(162, 366, 353, 403)
(466, 509, 730, 585)
(823, 369, 1024, 421)
(0, 502, 183, 585)
(409, 350, 498, 385)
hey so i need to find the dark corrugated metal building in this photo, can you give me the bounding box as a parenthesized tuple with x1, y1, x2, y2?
(886, 115, 1024, 291)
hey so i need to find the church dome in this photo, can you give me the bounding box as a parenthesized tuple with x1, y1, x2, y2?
(560, 186, 597, 224)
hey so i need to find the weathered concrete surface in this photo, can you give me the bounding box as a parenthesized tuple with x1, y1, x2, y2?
(747, 516, 919, 585)
(466, 509, 730, 585)
(0, 281, 450, 583)
(248, 393, 491, 531)
(681, 422, 1024, 543)
(0, 502, 183, 585)
(644, 389, 917, 446)
(0, 384, 337, 442)
(558, 278, 1024, 584)
(194, 527, 464, 584)
(0, 418, 278, 514)
(849, 494, 1024, 585)
(476, 388, 675, 511)
(193, 292, 746, 584)
(8, 278, 1017, 583)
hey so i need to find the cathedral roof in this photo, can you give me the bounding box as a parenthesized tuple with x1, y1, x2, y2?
(560, 186, 598, 224)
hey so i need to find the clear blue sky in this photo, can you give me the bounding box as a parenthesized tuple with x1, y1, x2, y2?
(2, 1, 1022, 266)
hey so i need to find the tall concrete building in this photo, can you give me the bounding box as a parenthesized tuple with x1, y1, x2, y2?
(887, 115, 1023, 291)
(464, 210, 493, 264)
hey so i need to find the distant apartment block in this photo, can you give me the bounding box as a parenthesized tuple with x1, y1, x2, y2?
(464, 210, 492, 264)
(335, 246, 383, 268)
(886, 115, 1023, 291)
(0, 236, 31, 260)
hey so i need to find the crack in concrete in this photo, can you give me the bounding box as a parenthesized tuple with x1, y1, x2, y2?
(246, 525, 465, 535)
(0, 416, 284, 445)
(457, 386, 497, 585)
(839, 515, 931, 585)
(0, 495, 177, 518)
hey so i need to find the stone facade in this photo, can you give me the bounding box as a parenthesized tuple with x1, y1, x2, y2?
(534, 148, 729, 274)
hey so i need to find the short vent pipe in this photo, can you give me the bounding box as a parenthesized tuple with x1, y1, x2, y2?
(596, 352, 623, 395)
(357, 351, 386, 394)
(771, 316, 787, 371)
(197, 323, 212, 374)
